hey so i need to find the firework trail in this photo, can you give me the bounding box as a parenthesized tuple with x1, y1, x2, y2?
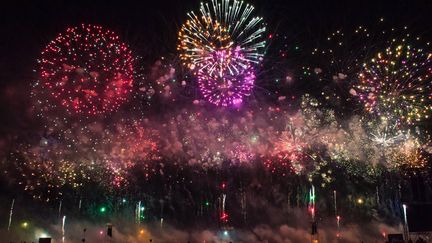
(62, 215, 66, 243)
(7, 198, 14, 231)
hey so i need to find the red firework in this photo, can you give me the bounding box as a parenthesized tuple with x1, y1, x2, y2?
(264, 152, 304, 176)
(37, 24, 134, 115)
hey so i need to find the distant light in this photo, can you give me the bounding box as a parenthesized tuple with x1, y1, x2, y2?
(140, 229, 145, 235)
(122, 198, 126, 203)
(140, 206, 145, 211)
(39, 233, 49, 238)
(223, 230, 229, 236)
(100, 207, 106, 213)
(205, 201, 209, 206)
(357, 198, 363, 204)
(21, 221, 29, 228)
(99, 230, 103, 235)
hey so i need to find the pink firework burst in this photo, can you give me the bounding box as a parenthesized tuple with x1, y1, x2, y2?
(197, 47, 255, 106)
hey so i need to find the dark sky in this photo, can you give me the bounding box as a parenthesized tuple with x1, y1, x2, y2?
(0, 0, 431, 132)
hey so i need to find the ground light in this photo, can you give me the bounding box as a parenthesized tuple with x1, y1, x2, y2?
(39, 233, 49, 238)
(21, 221, 29, 228)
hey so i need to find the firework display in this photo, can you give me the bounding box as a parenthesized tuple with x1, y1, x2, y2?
(298, 26, 376, 107)
(5, 118, 159, 200)
(354, 43, 432, 124)
(391, 138, 429, 170)
(178, 0, 266, 106)
(263, 152, 305, 176)
(35, 24, 134, 116)
(196, 48, 256, 106)
(1, 1, 432, 241)
(307, 26, 372, 82)
(133, 56, 188, 109)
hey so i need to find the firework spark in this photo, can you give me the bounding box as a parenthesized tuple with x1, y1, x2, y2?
(354, 43, 432, 124)
(178, 0, 266, 106)
(369, 121, 408, 148)
(34, 24, 134, 116)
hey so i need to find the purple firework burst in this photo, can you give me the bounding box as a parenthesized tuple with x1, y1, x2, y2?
(197, 47, 256, 107)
